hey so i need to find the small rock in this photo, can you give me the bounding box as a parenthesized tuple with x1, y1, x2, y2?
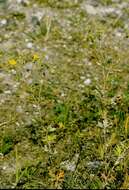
(26, 78, 33, 84)
(33, 11, 44, 21)
(115, 32, 122, 37)
(24, 63, 33, 71)
(84, 4, 97, 15)
(60, 154, 79, 172)
(16, 105, 23, 113)
(87, 161, 101, 170)
(17, 0, 30, 5)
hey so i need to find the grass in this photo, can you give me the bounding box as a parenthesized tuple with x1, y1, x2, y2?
(0, 0, 129, 189)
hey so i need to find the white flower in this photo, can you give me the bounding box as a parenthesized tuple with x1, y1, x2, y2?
(45, 55, 49, 60)
(11, 69, 17, 75)
(61, 92, 65, 97)
(26, 42, 33, 49)
(3, 166, 7, 170)
(24, 63, 33, 71)
(87, 62, 92, 66)
(84, 78, 91, 86)
(0, 19, 7, 26)
(13, 83, 19, 89)
(80, 76, 85, 80)
(33, 104, 38, 108)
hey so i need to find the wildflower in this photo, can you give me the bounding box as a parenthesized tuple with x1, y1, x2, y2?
(61, 92, 65, 97)
(59, 122, 65, 128)
(11, 69, 17, 75)
(45, 55, 49, 60)
(2, 166, 7, 170)
(84, 78, 91, 86)
(27, 42, 33, 49)
(8, 59, 17, 65)
(33, 53, 39, 61)
(0, 19, 7, 26)
(56, 170, 64, 181)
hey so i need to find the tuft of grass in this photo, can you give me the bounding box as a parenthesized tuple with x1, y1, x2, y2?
(1, 0, 129, 189)
(0, 135, 14, 155)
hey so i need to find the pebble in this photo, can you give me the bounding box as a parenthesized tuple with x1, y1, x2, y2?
(24, 63, 33, 71)
(26, 78, 33, 84)
(83, 3, 121, 17)
(17, 0, 30, 5)
(33, 11, 44, 21)
(115, 32, 122, 37)
(83, 4, 97, 15)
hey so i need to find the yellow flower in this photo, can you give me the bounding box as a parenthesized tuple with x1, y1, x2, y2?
(58, 170, 64, 179)
(59, 122, 65, 128)
(8, 59, 17, 65)
(33, 54, 39, 61)
(56, 170, 64, 181)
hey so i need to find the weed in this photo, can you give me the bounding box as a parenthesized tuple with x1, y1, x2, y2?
(1, 0, 129, 188)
